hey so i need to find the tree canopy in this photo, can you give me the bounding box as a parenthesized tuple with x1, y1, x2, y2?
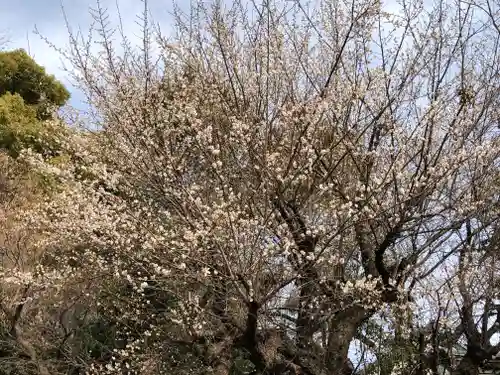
(0, 48, 70, 119)
(0, 49, 70, 158)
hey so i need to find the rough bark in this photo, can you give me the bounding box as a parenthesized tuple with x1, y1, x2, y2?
(326, 306, 370, 375)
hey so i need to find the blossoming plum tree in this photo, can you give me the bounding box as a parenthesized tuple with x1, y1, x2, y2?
(13, 0, 500, 374)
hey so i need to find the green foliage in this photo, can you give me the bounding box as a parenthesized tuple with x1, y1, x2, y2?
(78, 318, 119, 361)
(0, 92, 66, 159)
(231, 357, 256, 375)
(0, 49, 70, 119)
(359, 320, 419, 375)
(0, 49, 72, 160)
(0, 92, 41, 157)
(229, 348, 257, 375)
(157, 343, 207, 375)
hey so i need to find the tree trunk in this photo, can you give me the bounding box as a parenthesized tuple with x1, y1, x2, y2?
(326, 306, 370, 375)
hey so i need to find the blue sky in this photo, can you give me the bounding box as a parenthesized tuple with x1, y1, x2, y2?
(0, 0, 177, 111)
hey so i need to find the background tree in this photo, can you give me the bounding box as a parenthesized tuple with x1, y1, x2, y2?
(0, 48, 71, 158)
(0, 49, 70, 120)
